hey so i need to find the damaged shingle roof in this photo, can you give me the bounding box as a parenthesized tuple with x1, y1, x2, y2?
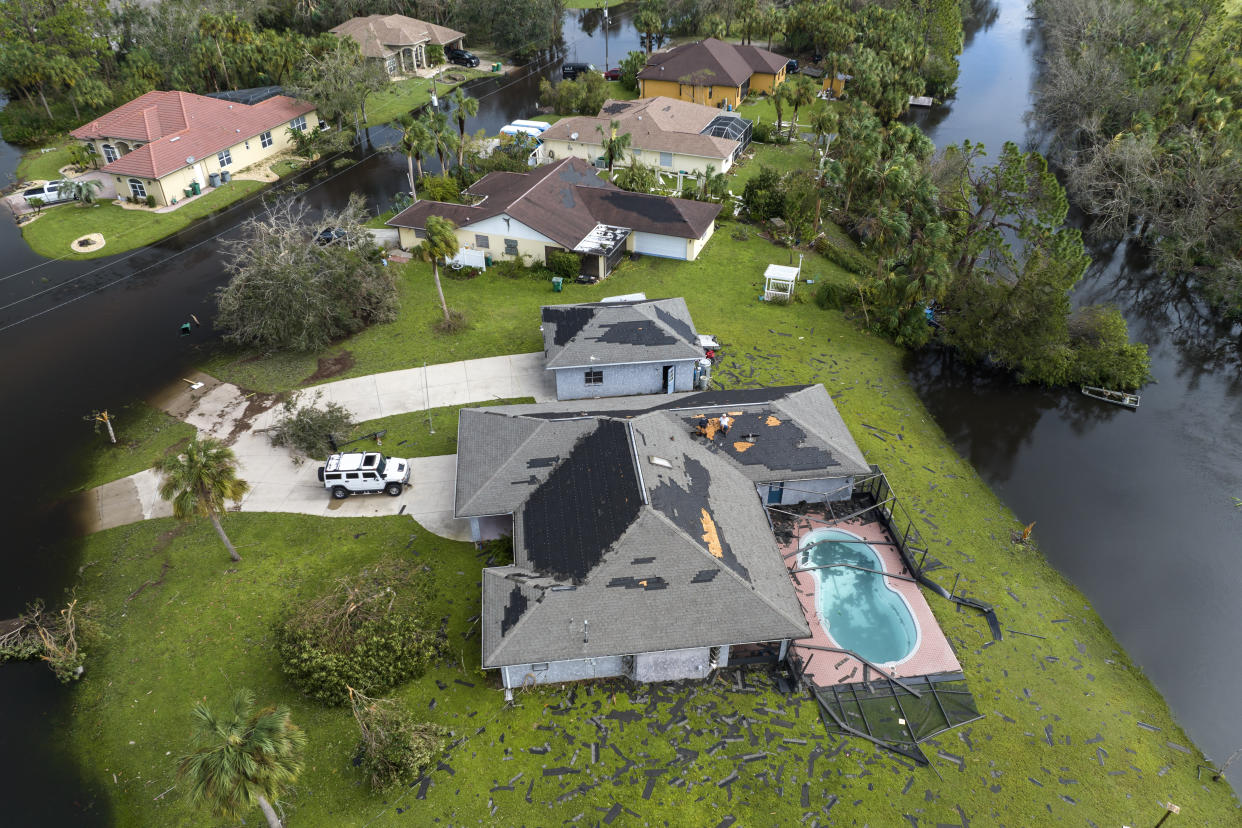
(541, 297, 705, 369)
(461, 385, 869, 668)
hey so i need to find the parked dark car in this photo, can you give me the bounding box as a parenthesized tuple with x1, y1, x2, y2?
(447, 47, 479, 68)
(561, 62, 596, 80)
(603, 67, 621, 81)
(785, 59, 799, 73)
(314, 227, 348, 246)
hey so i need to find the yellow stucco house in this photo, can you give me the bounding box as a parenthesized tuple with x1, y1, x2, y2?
(70, 90, 319, 206)
(387, 158, 720, 280)
(637, 38, 789, 110)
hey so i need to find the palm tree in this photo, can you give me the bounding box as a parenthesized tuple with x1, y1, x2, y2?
(635, 9, 661, 54)
(419, 215, 459, 323)
(153, 437, 250, 562)
(772, 82, 789, 135)
(697, 164, 728, 202)
(66, 178, 103, 206)
(178, 689, 306, 828)
(763, 6, 786, 51)
(425, 110, 458, 172)
(596, 120, 632, 172)
(786, 76, 818, 139)
(448, 89, 479, 168)
(396, 114, 434, 198)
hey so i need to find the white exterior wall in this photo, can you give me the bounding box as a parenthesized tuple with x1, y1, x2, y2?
(499, 656, 628, 689)
(553, 359, 698, 400)
(469, 515, 514, 543)
(631, 231, 690, 260)
(757, 476, 855, 506)
(632, 647, 712, 682)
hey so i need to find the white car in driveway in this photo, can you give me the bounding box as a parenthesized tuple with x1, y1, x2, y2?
(22, 180, 77, 207)
(317, 452, 411, 499)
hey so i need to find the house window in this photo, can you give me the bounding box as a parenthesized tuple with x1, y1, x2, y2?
(659, 152, 673, 167)
(504, 239, 519, 255)
(289, 115, 307, 132)
(475, 234, 490, 249)
(413, 228, 427, 239)
(128, 178, 147, 199)
(102, 144, 118, 163)
(584, 370, 603, 385)
(260, 130, 273, 148)
(217, 149, 233, 167)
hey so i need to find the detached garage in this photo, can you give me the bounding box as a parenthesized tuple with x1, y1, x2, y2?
(632, 232, 689, 259)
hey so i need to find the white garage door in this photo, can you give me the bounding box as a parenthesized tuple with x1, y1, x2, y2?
(632, 232, 687, 259)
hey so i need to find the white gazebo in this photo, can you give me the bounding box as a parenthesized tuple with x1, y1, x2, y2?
(763, 262, 800, 301)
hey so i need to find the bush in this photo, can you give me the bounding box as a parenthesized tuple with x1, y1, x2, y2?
(268, 391, 356, 460)
(426, 44, 445, 66)
(619, 50, 646, 92)
(275, 560, 442, 706)
(351, 692, 452, 791)
(434, 308, 469, 333)
(812, 234, 871, 276)
(545, 249, 580, 281)
(419, 175, 463, 203)
(814, 280, 854, 310)
(145, 194, 156, 208)
(742, 167, 784, 220)
(752, 122, 790, 144)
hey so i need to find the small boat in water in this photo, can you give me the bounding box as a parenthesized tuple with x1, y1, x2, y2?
(1081, 385, 1141, 409)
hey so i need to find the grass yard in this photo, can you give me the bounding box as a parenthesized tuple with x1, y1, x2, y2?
(16, 138, 76, 183)
(728, 140, 817, 189)
(71, 402, 197, 494)
(199, 220, 853, 392)
(364, 69, 492, 128)
(564, 0, 614, 7)
(351, 397, 535, 460)
(21, 180, 265, 261)
(737, 93, 837, 132)
(70, 289, 1241, 824)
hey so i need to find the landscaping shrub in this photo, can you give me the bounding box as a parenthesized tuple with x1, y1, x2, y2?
(350, 691, 452, 791)
(814, 280, 854, 310)
(275, 559, 442, 706)
(434, 308, 469, 334)
(445, 265, 481, 281)
(742, 167, 785, 220)
(545, 249, 580, 281)
(268, 391, 356, 461)
(145, 194, 156, 208)
(480, 535, 514, 564)
(426, 44, 445, 66)
(752, 122, 790, 144)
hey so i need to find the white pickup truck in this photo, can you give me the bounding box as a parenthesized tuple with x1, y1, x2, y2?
(317, 452, 410, 499)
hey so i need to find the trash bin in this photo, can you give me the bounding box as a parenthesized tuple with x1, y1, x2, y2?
(184, 187, 194, 199)
(552, 277, 563, 292)
(484, 254, 493, 267)
(220, 170, 231, 183)
(208, 172, 221, 188)
(492, 62, 501, 73)
(190, 181, 201, 196)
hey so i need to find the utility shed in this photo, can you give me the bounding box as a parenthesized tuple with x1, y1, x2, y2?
(455, 384, 871, 690)
(541, 297, 708, 400)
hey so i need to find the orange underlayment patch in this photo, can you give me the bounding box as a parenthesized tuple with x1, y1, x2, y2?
(765, 415, 782, 426)
(700, 509, 723, 558)
(733, 441, 753, 452)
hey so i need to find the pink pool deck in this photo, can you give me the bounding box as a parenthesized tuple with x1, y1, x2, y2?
(780, 513, 961, 688)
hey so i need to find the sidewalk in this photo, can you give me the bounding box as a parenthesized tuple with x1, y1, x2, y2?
(76, 353, 555, 539)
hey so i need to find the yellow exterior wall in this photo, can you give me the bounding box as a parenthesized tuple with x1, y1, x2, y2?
(685, 218, 716, 260)
(749, 68, 786, 95)
(540, 140, 732, 176)
(84, 110, 319, 206)
(638, 78, 743, 109)
(397, 225, 558, 263)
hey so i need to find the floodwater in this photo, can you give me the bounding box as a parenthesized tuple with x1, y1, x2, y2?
(905, 0, 1242, 778)
(0, 0, 1238, 819)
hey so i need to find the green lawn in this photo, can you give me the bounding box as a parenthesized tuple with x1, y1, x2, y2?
(70, 287, 1241, 825)
(16, 138, 76, 182)
(71, 402, 197, 494)
(564, 0, 614, 7)
(364, 69, 492, 128)
(728, 140, 817, 189)
(21, 180, 265, 260)
(737, 93, 837, 131)
(352, 397, 535, 460)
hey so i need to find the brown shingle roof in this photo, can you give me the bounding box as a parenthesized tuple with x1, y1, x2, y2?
(70, 91, 315, 179)
(540, 97, 741, 161)
(330, 14, 464, 59)
(637, 38, 787, 88)
(388, 158, 721, 246)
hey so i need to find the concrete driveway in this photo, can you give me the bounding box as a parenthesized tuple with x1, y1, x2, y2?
(77, 352, 556, 538)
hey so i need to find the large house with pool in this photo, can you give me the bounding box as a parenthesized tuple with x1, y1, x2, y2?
(453, 385, 873, 691)
(69, 90, 318, 207)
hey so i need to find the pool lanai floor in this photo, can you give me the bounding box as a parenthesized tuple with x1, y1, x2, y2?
(779, 509, 961, 687)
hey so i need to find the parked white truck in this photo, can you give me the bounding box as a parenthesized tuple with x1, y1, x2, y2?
(317, 452, 410, 499)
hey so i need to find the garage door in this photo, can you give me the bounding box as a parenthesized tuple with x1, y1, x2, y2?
(632, 232, 687, 260)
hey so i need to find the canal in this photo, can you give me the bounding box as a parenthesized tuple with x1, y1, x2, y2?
(0, 1, 1238, 820)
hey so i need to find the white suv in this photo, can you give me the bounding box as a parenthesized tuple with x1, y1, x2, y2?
(317, 452, 410, 499)
(23, 180, 77, 206)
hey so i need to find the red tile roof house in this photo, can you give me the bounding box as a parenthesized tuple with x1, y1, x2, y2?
(387, 157, 721, 280)
(69, 90, 319, 207)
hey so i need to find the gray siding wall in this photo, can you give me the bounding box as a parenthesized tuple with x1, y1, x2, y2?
(499, 656, 627, 689)
(470, 515, 514, 543)
(758, 476, 854, 506)
(553, 359, 698, 400)
(633, 647, 711, 682)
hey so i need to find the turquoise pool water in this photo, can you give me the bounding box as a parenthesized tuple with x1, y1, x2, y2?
(799, 528, 919, 665)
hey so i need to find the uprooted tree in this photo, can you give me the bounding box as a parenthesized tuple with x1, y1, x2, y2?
(348, 688, 452, 791)
(0, 596, 101, 683)
(275, 559, 443, 705)
(216, 195, 397, 351)
(268, 390, 355, 462)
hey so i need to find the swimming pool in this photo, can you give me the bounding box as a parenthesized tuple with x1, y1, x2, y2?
(799, 527, 920, 666)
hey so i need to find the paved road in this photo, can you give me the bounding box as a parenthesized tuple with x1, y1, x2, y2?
(77, 352, 555, 539)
